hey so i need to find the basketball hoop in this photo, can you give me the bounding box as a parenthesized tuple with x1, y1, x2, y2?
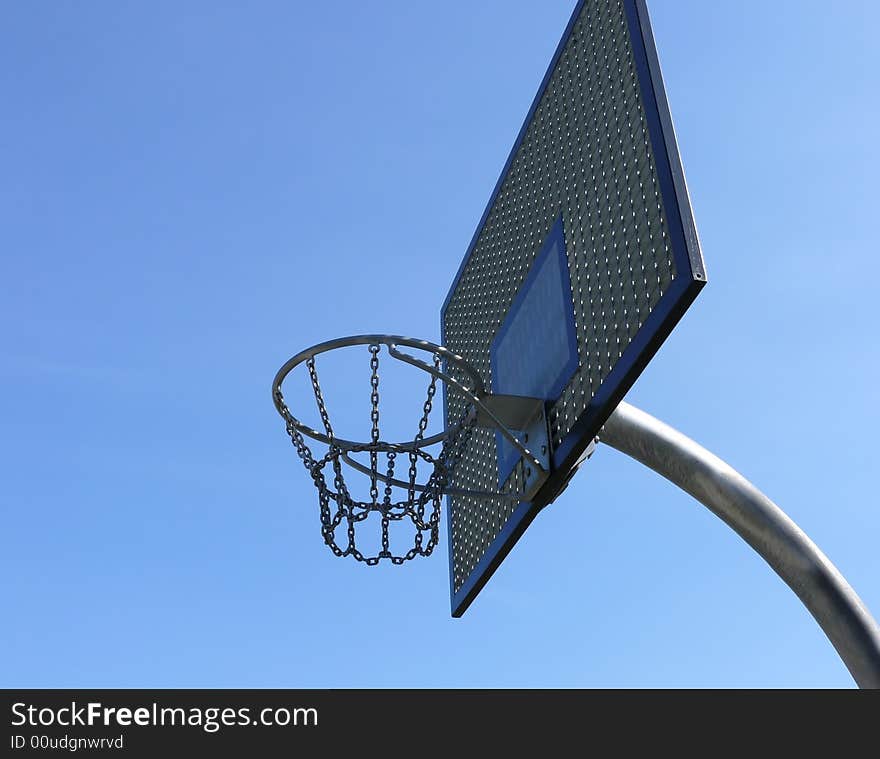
(271, 335, 548, 565)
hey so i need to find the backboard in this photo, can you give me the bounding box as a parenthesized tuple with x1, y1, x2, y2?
(442, 0, 706, 617)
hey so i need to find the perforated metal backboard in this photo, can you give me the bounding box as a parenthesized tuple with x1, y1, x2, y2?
(442, 0, 706, 617)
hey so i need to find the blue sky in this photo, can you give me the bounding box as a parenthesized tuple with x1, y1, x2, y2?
(2, 0, 878, 688)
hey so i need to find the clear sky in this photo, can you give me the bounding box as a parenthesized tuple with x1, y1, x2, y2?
(2, 1, 878, 688)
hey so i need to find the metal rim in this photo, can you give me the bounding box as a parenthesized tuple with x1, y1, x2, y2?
(272, 334, 484, 452)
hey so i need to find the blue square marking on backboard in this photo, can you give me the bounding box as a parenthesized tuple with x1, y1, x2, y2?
(490, 215, 579, 486)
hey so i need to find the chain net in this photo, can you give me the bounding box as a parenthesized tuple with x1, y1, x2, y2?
(273, 344, 476, 565)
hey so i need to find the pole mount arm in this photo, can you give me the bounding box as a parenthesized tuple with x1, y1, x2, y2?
(601, 401, 880, 689)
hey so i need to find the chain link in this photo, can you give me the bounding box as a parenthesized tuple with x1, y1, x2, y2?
(369, 345, 380, 507)
(408, 353, 440, 514)
(307, 358, 334, 439)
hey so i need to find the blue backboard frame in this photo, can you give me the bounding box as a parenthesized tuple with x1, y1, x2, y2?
(442, 0, 706, 617)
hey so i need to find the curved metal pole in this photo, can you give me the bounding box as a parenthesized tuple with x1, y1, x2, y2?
(601, 401, 880, 689)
